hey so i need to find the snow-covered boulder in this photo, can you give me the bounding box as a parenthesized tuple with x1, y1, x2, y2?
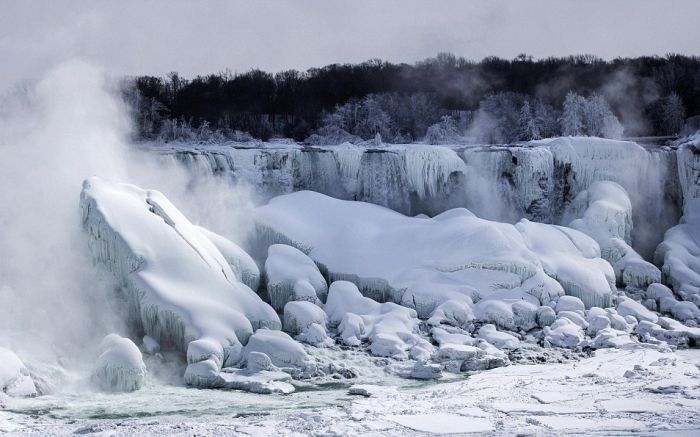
(265, 244, 328, 312)
(80, 177, 280, 387)
(536, 306, 556, 327)
(427, 299, 475, 329)
(254, 191, 568, 319)
(516, 219, 616, 308)
(283, 301, 333, 347)
(324, 281, 432, 359)
(196, 225, 261, 291)
(92, 334, 146, 392)
(476, 324, 520, 350)
(543, 318, 584, 348)
(242, 329, 316, 377)
(670, 301, 700, 322)
(616, 298, 658, 324)
(0, 348, 37, 397)
(555, 296, 585, 314)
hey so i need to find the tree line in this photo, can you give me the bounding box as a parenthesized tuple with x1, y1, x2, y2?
(123, 53, 699, 144)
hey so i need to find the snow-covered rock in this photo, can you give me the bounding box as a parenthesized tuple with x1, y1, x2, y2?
(543, 318, 584, 348)
(241, 329, 316, 376)
(324, 281, 432, 359)
(283, 301, 333, 347)
(427, 299, 475, 329)
(476, 324, 520, 350)
(80, 177, 281, 387)
(92, 334, 146, 392)
(0, 348, 37, 397)
(555, 296, 585, 314)
(616, 298, 658, 324)
(264, 244, 328, 312)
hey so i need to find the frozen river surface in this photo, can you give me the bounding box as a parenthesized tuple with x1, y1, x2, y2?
(2, 348, 699, 436)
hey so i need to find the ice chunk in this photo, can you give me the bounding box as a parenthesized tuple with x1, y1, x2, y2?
(670, 301, 700, 322)
(427, 299, 475, 329)
(0, 348, 37, 398)
(141, 335, 160, 355)
(536, 306, 556, 327)
(92, 335, 146, 392)
(264, 244, 328, 312)
(80, 177, 280, 387)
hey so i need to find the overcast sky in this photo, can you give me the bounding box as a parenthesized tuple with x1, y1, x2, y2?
(1, 0, 699, 86)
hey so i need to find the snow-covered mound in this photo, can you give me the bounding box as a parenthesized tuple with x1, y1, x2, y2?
(0, 348, 37, 398)
(92, 334, 146, 392)
(565, 181, 660, 289)
(80, 177, 280, 386)
(264, 244, 328, 312)
(255, 191, 620, 318)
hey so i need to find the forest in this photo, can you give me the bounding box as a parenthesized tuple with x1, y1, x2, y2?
(123, 53, 699, 144)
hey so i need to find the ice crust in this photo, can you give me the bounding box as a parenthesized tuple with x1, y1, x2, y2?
(80, 177, 280, 386)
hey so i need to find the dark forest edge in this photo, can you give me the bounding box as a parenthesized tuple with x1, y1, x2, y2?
(122, 53, 700, 145)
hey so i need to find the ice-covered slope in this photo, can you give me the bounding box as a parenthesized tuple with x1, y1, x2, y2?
(154, 137, 683, 257)
(80, 177, 280, 386)
(255, 191, 617, 316)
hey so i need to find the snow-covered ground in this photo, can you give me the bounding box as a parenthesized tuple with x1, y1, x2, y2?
(2, 348, 698, 435)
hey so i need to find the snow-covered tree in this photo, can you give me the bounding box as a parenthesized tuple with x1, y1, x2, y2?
(661, 92, 686, 135)
(560, 91, 586, 136)
(517, 100, 541, 141)
(424, 115, 460, 144)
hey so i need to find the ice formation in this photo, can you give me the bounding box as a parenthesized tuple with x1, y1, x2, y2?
(264, 244, 328, 311)
(566, 181, 660, 288)
(0, 348, 37, 398)
(158, 137, 682, 257)
(80, 177, 280, 386)
(92, 334, 146, 392)
(283, 301, 333, 347)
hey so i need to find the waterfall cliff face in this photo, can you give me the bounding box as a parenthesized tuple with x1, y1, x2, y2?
(152, 137, 685, 257)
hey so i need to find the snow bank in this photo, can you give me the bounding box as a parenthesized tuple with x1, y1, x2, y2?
(264, 244, 327, 312)
(80, 177, 280, 386)
(92, 334, 146, 392)
(0, 348, 37, 397)
(255, 191, 566, 319)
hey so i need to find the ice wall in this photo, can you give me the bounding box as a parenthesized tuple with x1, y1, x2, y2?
(152, 137, 685, 256)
